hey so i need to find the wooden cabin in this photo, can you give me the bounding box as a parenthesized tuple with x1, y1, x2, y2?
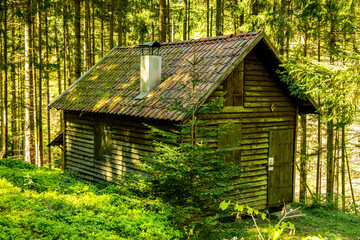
(49, 31, 316, 208)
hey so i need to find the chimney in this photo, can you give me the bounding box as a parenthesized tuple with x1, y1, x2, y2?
(136, 42, 161, 99)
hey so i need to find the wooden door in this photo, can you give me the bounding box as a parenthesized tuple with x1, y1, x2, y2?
(268, 129, 295, 206)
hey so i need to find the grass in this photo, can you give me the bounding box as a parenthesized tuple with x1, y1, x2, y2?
(201, 203, 360, 240)
(0, 159, 182, 240)
(1, 158, 360, 240)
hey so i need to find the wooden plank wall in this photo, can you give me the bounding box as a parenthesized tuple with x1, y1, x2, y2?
(64, 112, 160, 183)
(202, 50, 297, 208)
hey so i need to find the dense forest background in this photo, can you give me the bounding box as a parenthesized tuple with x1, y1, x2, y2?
(0, 0, 359, 210)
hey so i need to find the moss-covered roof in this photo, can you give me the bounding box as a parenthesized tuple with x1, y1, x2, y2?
(49, 31, 316, 121)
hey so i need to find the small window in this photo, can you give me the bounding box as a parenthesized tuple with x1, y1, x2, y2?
(225, 61, 244, 106)
(218, 122, 242, 164)
(94, 122, 112, 161)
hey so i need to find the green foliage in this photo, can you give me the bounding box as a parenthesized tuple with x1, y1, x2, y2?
(0, 159, 182, 240)
(220, 201, 297, 240)
(136, 52, 241, 234)
(279, 52, 360, 125)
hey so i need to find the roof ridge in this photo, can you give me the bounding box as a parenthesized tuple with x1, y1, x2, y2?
(115, 31, 262, 50)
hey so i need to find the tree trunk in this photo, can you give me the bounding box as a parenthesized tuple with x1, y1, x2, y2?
(326, 117, 334, 204)
(74, 0, 81, 79)
(167, 0, 170, 41)
(215, 0, 222, 36)
(210, 7, 213, 37)
(37, 0, 44, 167)
(206, 0, 209, 37)
(159, 0, 166, 42)
(334, 128, 339, 208)
(24, 0, 35, 165)
(10, 2, 16, 157)
(92, 0, 95, 64)
(1, 0, 8, 158)
(109, 0, 114, 48)
(85, 0, 91, 70)
(299, 113, 307, 203)
(183, 0, 187, 40)
(117, 0, 123, 46)
(45, 8, 51, 168)
(341, 125, 346, 211)
(316, 101, 322, 200)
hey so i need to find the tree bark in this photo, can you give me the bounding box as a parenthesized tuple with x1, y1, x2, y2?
(45, 8, 51, 168)
(341, 125, 346, 211)
(206, 0, 209, 37)
(215, 0, 222, 36)
(117, 0, 123, 46)
(1, 0, 8, 158)
(299, 113, 307, 203)
(183, 0, 187, 40)
(74, 0, 81, 79)
(37, 0, 44, 167)
(159, 0, 166, 42)
(10, 2, 16, 157)
(109, 0, 114, 48)
(24, 0, 35, 165)
(326, 117, 334, 204)
(85, 0, 91, 70)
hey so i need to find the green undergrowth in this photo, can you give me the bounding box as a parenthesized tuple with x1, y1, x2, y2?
(201, 202, 360, 240)
(0, 159, 182, 240)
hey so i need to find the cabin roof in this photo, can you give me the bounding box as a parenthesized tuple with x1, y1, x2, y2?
(49, 31, 316, 121)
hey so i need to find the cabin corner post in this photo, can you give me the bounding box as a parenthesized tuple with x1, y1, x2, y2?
(292, 106, 299, 201)
(61, 110, 66, 170)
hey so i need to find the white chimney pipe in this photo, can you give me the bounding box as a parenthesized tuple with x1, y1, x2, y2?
(136, 55, 162, 99)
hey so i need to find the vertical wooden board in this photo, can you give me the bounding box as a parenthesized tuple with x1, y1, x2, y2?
(224, 72, 233, 106)
(233, 61, 244, 106)
(268, 129, 295, 206)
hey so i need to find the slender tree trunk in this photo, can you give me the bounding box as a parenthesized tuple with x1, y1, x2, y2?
(206, 0, 209, 37)
(109, 0, 114, 48)
(92, 0, 95, 64)
(215, 0, 222, 36)
(159, 0, 166, 42)
(101, 0, 104, 56)
(24, 0, 35, 165)
(233, 0, 238, 35)
(210, 7, 213, 37)
(1, 0, 8, 158)
(326, 117, 334, 204)
(45, 9, 51, 168)
(299, 113, 307, 202)
(74, 0, 81, 79)
(63, 2, 67, 88)
(316, 100, 322, 200)
(37, 0, 44, 167)
(117, 0, 123, 46)
(335, 128, 339, 208)
(10, 2, 16, 157)
(341, 125, 346, 211)
(85, 0, 91, 70)
(167, 0, 170, 41)
(183, 0, 187, 40)
(187, 0, 191, 39)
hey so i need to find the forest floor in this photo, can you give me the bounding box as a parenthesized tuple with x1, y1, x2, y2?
(1, 158, 360, 240)
(205, 204, 360, 239)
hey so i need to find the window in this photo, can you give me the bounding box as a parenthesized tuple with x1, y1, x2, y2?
(94, 122, 112, 161)
(218, 122, 242, 164)
(224, 61, 244, 106)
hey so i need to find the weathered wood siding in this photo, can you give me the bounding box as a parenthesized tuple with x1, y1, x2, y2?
(202, 50, 297, 208)
(64, 49, 297, 209)
(64, 112, 163, 183)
